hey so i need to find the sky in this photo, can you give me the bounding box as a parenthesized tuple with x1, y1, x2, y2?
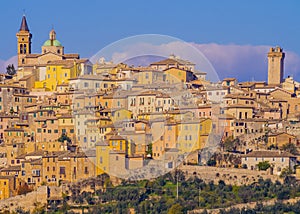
(0, 0, 300, 81)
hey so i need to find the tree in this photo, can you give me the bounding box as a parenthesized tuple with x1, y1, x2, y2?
(6, 64, 16, 76)
(257, 161, 270, 171)
(58, 133, 72, 143)
(223, 136, 235, 151)
(280, 167, 293, 178)
(14, 207, 30, 214)
(281, 143, 298, 155)
(223, 136, 240, 152)
(207, 159, 216, 166)
(146, 143, 152, 158)
(10, 107, 14, 115)
(167, 203, 183, 214)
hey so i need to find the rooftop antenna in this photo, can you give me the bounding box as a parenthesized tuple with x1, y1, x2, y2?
(23, 9, 26, 16)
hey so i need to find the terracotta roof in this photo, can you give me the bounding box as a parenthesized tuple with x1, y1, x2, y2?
(224, 104, 255, 109)
(243, 150, 296, 158)
(1, 165, 21, 172)
(224, 94, 255, 100)
(95, 140, 109, 146)
(268, 132, 296, 137)
(150, 57, 194, 65)
(223, 78, 237, 81)
(109, 135, 127, 141)
(4, 128, 25, 132)
(63, 54, 80, 59)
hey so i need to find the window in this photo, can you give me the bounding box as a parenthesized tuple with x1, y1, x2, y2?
(84, 82, 89, 88)
(20, 44, 23, 54)
(59, 167, 65, 175)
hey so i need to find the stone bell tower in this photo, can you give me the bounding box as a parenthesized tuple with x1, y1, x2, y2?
(16, 15, 32, 67)
(267, 46, 285, 85)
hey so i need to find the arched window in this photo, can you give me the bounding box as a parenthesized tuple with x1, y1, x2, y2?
(57, 49, 60, 54)
(20, 44, 23, 54)
(24, 44, 27, 54)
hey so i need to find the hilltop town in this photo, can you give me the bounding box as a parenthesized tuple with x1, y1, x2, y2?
(0, 15, 300, 209)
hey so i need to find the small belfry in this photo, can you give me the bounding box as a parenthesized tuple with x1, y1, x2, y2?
(267, 46, 285, 85)
(16, 15, 32, 67)
(41, 28, 64, 55)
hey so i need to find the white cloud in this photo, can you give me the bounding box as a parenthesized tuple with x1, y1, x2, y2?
(91, 35, 300, 82)
(192, 43, 300, 81)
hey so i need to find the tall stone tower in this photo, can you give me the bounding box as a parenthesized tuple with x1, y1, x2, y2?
(267, 46, 285, 85)
(16, 15, 32, 67)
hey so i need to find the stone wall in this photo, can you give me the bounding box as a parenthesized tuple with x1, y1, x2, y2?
(178, 165, 282, 186)
(0, 186, 47, 213)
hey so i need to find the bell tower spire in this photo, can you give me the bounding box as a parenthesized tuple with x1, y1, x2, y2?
(16, 15, 32, 67)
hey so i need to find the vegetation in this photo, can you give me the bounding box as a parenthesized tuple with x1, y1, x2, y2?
(48, 170, 300, 213)
(280, 167, 293, 178)
(58, 133, 72, 143)
(211, 200, 300, 214)
(146, 143, 153, 157)
(222, 136, 240, 152)
(281, 142, 298, 155)
(6, 64, 16, 76)
(257, 161, 270, 171)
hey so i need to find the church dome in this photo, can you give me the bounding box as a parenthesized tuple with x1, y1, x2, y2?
(43, 29, 62, 47)
(43, 39, 62, 47)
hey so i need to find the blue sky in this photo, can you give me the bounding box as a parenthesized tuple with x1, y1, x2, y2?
(1, 0, 300, 81)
